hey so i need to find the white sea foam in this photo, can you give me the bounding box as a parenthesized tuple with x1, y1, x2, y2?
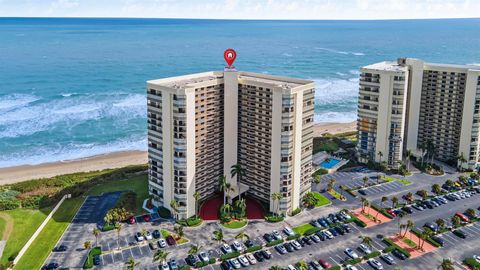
(315, 111, 357, 123)
(282, 53, 292, 57)
(0, 94, 39, 111)
(314, 47, 365, 56)
(313, 77, 359, 123)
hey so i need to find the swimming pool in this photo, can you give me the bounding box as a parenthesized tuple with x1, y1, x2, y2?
(320, 158, 342, 169)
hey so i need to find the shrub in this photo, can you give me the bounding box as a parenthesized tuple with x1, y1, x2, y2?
(266, 239, 284, 247)
(83, 247, 101, 268)
(352, 217, 367, 228)
(291, 208, 301, 216)
(363, 250, 381, 260)
(220, 251, 240, 261)
(158, 207, 172, 219)
(265, 214, 284, 223)
(246, 245, 262, 253)
(410, 228, 442, 247)
(464, 258, 480, 270)
(382, 238, 411, 258)
(371, 204, 394, 219)
(287, 234, 300, 240)
(0, 199, 21, 211)
(304, 227, 322, 236)
(177, 217, 203, 227)
(102, 223, 115, 232)
(343, 258, 362, 266)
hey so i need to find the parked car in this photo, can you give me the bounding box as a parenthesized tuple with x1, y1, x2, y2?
(148, 242, 157, 250)
(345, 248, 359, 259)
(310, 220, 322, 228)
(284, 242, 294, 252)
(412, 204, 424, 211)
(328, 227, 338, 236)
(368, 258, 383, 270)
(402, 206, 413, 214)
(318, 259, 330, 268)
(169, 259, 178, 270)
(253, 251, 265, 262)
(261, 249, 272, 259)
(272, 230, 283, 240)
(291, 240, 302, 250)
(229, 258, 241, 269)
(301, 236, 312, 245)
(187, 254, 198, 266)
(310, 234, 321, 243)
(456, 212, 470, 222)
(324, 230, 334, 239)
(318, 218, 328, 227)
(392, 249, 407, 260)
(145, 231, 153, 240)
(127, 216, 136, 224)
(157, 239, 167, 248)
(316, 231, 326, 241)
(42, 263, 59, 270)
(232, 240, 243, 252)
(263, 233, 274, 242)
(245, 253, 257, 265)
(237, 255, 250, 267)
(358, 189, 367, 195)
(431, 236, 444, 246)
(143, 215, 151, 222)
(359, 244, 372, 254)
(93, 255, 101, 266)
(286, 265, 297, 270)
(284, 227, 295, 236)
(222, 243, 233, 253)
(159, 262, 169, 270)
(275, 244, 287, 254)
(166, 235, 176, 245)
(152, 229, 161, 239)
(53, 245, 67, 252)
(342, 224, 351, 233)
(380, 254, 395, 265)
(453, 229, 467, 239)
(309, 261, 323, 270)
(245, 239, 254, 248)
(345, 265, 359, 270)
(423, 222, 438, 232)
(135, 232, 145, 242)
(199, 252, 209, 262)
(220, 261, 233, 270)
(387, 209, 397, 217)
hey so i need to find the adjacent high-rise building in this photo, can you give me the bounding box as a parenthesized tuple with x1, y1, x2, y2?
(357, 58, 480, 170)
(147, 70, 315, 219)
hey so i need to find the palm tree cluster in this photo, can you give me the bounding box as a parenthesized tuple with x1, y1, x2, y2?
(217, 164, 249, 222)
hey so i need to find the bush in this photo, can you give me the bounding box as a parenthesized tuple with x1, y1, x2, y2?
(352, 217, 367, 228)
(287, 234, 300, 240)
(343, 258, 362, 266)
(382, 238, 411, 258)
(158, 206, 172, 218)
(410, 228, 442, 247)
(220, 251, 240, 261)
(304, 227, 322, 236)
(266, 239, 284, 247)
(363, 250, 381, 260)
(291, 208, 301, 216)
(83, 247, 101, 268)
(464, 258, 480, 270)
(371, 204, 394, 219)
(177, 217, 203, 227)
(102, 223, 115, 232)
(0, 198, 21, 210)
(246, 245, 262, 253)
(265, 214, 284, 223)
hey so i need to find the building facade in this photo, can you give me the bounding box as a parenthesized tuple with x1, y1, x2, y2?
(357, 58, 480, 170)
(147, 70, 315, 219)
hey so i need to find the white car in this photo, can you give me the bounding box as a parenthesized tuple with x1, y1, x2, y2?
(272, 230, 282, 240)
(284, 227, 295, 236)
(245, 253, 257, 264)
(345, 248, 359, 259)
(340, 211, 352, 219)
(286, 265, 297, 270)
(359, 243, 372, 254)
(237, 255, 250, 267)
(135, 232, 144, 242)
(368, 258, 383, 270)
(222, 243, 233, 253)
(324, 230, 334, 239)
(229, 258, 241, 269)
(145, 231, 153, 240)
(345, 265, 358, 270)
(199, 252, 209, 262)
(474, 255, 480, 263)
(160, 262, 170, 270)
(232, 240, 243, 252)
(291, 240, 302, 250)
(157, 239, 167, 248)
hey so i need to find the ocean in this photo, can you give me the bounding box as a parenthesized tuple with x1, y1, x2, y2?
(0, 17, 479, 167)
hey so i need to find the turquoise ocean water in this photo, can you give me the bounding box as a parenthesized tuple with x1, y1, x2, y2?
(0, 18, 479, 167)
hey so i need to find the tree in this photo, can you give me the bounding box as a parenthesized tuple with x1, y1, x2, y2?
(435, 219, 445, 230)
(296, 260, 308, 270)
(404, 192, 413, 204)
(438, 258, 454, 270)
(174, 225, 184, 239)
(188, 244, 201, 255)
(235, 231, 250, 241)
(418, 189, 428, 201)
(457, 153, 467, 171)
(362, 176, 369, 188)
(376, 196, 388, 220)
(451, 215, 462, 228)
(218, 175, 228, 205)
(212, 228, 224, 243)
(406, 149, 412, 171)
(420, 229, 433, 250)
(115, 223, 122, 250)
(104, 207, 130, 224)
(391, 196, 399, 209)
(378, 151, 384, 163)
(125, 257, 139, 270)
(193, 191, 201, 218)
(432, 184, 442, 195)
(83, 240, 92, 250)
(170, 200, 179, 220)
(302, 192, 319, 208)
(92, 228, 101, 247)
(327, 178, 336, 191)
(359, 235, 373, 248)
(466, 208, 477, 219)
(271, 192, 282, 215)
(230, 164, 246, 199)
(403, 220, 414, 238)
(397, 212, 406, 236)
(153, 250, 169, 264)
(360, 197, 369, 213)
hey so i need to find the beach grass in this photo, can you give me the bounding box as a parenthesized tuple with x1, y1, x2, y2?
(14, 197, 83, 270)
(0, 208, 50, 265)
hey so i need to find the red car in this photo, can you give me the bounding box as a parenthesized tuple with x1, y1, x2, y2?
(387, 209, 397, 217)
(166, 235, 176, 246)
(319, 259, 330, 268)
(143, 215, 151, 222)
(456, 212, 470, 222)
(127, 216, 136, 224)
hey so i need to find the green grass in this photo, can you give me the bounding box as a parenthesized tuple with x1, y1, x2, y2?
(397, 179, 412, 185)
(84, 246, 102, 269)
(380, 175, 399, 182)
(0, 208, 50, 265)
(14, 197, 84, 270)
(311, 192, 331, 207)
(402, 238, 417, 248)
(313, 138, 339, 154)
(0, 216, 6, 239)
(221, 219, 247, 229)
(293, 223, 315, 236)
(87, 175, 148, 215)
(328, 189, 346, 201)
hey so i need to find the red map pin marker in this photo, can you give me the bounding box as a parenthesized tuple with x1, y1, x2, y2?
(224, 49, 236, 67)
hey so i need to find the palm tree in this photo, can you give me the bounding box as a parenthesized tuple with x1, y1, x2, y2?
(223, 203, 232, 214)
(432, 184, 442, 196)
(125, 257, 139, 270)
(376, 196, 388, 220)
(92, 228, 100, 247)
(174, 225, 184, 239)
(403, 220, 414, 238)
(360, 197, 368, 213)
(170, 200, 179, 220)
(212, 228, 224, 244)
(296, 260, 308, 270)
(391, 196, 399, 209)
(359, 235, 373, 248)
(457, 153, 467, 171)
(230, 164, 246, 199)
(419, 189, 428, 201)
(420, 229, 433, 250)
(438, 258, 454, 270)
(362, 176, 369, 188)
(327, 178, 336, 191)
(218, 175, 228, 205)
(271, 192, 282, 215)
(188, 244, 201, 256)
(466, 208, 476, 219)
(153, 250, 169, 264)
(451, 215, 462, 228)
(235, 232, 250, 242)
(193, 191, 201, 218)
(406, 149, 412, 171)
(404, 192, 413, 204)
(83, 240, 91, 250)
(397, 212, 406, 236)
(435, 218, 445, 231)
(115, 223, 122, 250)
(378, 151, 384, 163)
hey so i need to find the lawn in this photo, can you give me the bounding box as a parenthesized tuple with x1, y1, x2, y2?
(402, 238, 417, 248)
(87, 174, 148, 215)
(397, 179, 412, 185)
(313, 138, 339, 154)
(14, 197, 84, 270)
(221, 219, 247, 229)
(311, 192, 331, 207)
(293, 223, 315, 236)
(0, 208, 51, 266)
(380, 175, 398, 182)
(328, 189, 347, 201)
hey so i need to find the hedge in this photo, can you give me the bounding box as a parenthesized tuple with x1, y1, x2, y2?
(363, 250, 381, 260)
(328, 266, 341, 270)
(287, 234, 300, 240)
(220, 251, 240, 261)
(304, 227, 322, 236)
(265, 214, 285, 223)
(246, 245, 262, 253)
(177, 217, 203, 227)
(371, 204, 394, 219)
(410, 228, 442, 248)
(266, 239, 284, 247)
(179, 265, 190, 270)
(195, 258, 216, 268)
(291, 208, 302, 216)
(83, 247, 101, 268)
(343, 257, 362, 266)
(352, 217, 367, 228)
(464, 258, 480, 270)
(382, 238, 411, 258)
(102, 223, 115, 232)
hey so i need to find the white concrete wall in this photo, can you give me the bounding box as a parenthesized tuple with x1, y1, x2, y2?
(375, 72, 393, 163)
(459, 71, 480, 169)
(185, 89, 197, 218)
(162, 92, 174, 212)
(269, 87, 283, 213)
(223, 70, 239, 192)
(405, 58, 424, 155)
(291, 91, 304, 211)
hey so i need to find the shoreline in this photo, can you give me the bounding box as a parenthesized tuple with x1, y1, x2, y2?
(0, 121, 356, 184)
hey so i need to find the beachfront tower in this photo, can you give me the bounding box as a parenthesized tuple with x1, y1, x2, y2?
(146, 70, 315, 219)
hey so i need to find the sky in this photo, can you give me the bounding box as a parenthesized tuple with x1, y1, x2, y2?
(0, 0, 479, 20)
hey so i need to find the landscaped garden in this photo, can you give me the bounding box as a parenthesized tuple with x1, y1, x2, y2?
(302, 191, 331, 208)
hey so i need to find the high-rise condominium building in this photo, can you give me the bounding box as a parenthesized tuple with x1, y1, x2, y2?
(147, 70, 315, 219)
(357, 58, 480, 170)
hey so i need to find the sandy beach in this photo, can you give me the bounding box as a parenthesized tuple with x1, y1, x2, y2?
(0, 122, 356, 185)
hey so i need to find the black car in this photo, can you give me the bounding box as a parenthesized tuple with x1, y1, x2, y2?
(263, 233, 274, 242)
(284, 242, 294, 252)
(402, 206, 413, 214)
(335, 226, 345, 235)
(297, 237, 306, 246)
(392, 249, 407, 260)
(152, 229, 161, 239)
(187, 254, 198, 266)
(245, 239, 254, 248)
(253, 251, 265, 262)
(358, 189, 367, 195)
(93, 255, 101, 266)
(424, 201, 434, 209)
(301, 236, 312, 245)
(431, 236, 445, 246)
(53, 245, 67, 252)
(221, 261, 234, 270)
(42, 263, 59, 270)
(342, 224, 351, 233)
(261, 249, 272, 259)
(328, 227, 339, 236)
(453, 229, 467, 239)
(423, 222, 437, 232)
(316, 232, 326, 241)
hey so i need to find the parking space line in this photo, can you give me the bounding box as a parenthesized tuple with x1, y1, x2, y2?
(329, 256, 339, 265)
(467, 225, 480, 234)
(372, 239, 384, 250)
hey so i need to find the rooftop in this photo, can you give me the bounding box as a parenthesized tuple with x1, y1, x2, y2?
(362, 61, 408, 72)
